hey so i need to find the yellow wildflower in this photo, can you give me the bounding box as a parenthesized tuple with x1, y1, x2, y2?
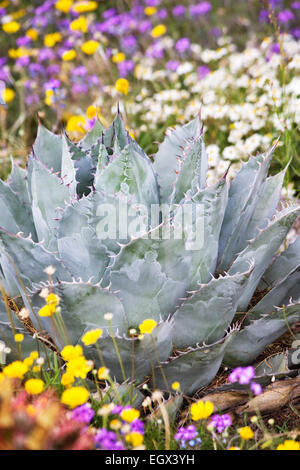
(45, 96, 53, 106)
(115, 78, 129, 95)
(112, 52, 126, 63)
(125, 432, 144, 447)
(110, 419, 122, 431)
(23, 356, 34, 368)
(2, 21, 20, 33)
(30, 351, 39, 361)
(81, 40, 99, 55)
(66, 115, 86, 133)
(25, 379, 45, 395)
(55, 0, 74, 13)
(239, 426, 254, 440)
(127, 130, 135, 140)
(228, 447, 240, 450)
(61, 371, 75, 388)
(82, 328, 103, 346)
(61, 386, 89, 408)
(151, 24, 166, 38)
(8, 47, 30, 59)
(190, 400, 214, 421)
(45, 89, 54, 97)
(14, 333, 24, 343)
(61, 344, 83, 362)
(46, 293, 60, 308)
(38, 304, 55, 317)
(97, 367, 110, 380)
(8, 49, 19, 59)
(32, 366, 41, 373)
(12, 9, 26, 19)
(139, 319, 157, 335)
(70, 16, 87, 33)
(26, 28, 38, 40)
(144, 6, 157, 15)
(72, 1, 98, 13)
(3, 361, 28, 379)
(277, 440, 300, 450)
(62, 49, 77, 61)
(171, 381, 180, 391)
(86, 105, 99, 119)
(2, 88, 15, 103)
(66, 355, 92, 379)
(121, 408, 140, 423)
(44, 32, 62, 48)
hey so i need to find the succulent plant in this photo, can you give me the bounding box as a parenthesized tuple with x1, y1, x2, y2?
(0, 113, 299, 395)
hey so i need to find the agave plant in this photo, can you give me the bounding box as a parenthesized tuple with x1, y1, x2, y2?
(0, 113, 299, 395)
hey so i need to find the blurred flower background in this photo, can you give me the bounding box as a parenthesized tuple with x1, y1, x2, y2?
(1, 1, 300, 450)
(0, 0, 300, 194)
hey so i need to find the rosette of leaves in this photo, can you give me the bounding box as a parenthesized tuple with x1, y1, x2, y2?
(0, 113, 299, 395)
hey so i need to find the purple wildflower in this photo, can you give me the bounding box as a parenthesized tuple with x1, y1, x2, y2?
(250, 382, 263, 396)
(38, 48, 55, 62)
(73, 66, 87, 76)
(145, 0, 161, 5)
(16, 36, 32, 47)
(292, 27, 300, 38)
(130, 419, 144, 435)
(16, 56, 30, 68)
(47, 64, 60, 75)
(36, 0, 54, 15)
(44, 78, 60, 90)
(0, 69, 8, 81)
(277, 9, 295, 23)
(166, 60, 181, 72)
(158, 8, 168, 19)
(89, 75, 99, 85)
(175, 37, 191, 53)
(25, 94, 40, 106)
(173, 5, 186, 16)
(72, 404, 95, 424)
(269, 0, 283, 6)
(94, 429, 124, 450)
(118, 59, 134, 77)
(291, 1, 300, 9)
(228, 366, 255, 385)
(138, 20, 151, 33)
(29, 63, 44, 76)
(197, 65, 210, 78)
(111, 405, 124, 415)
(122, 35, 137, 51)
(24, 80, 33, 90)
(259, 9, 269, 22)
(210, 27, 222, 37)
(146, 42, 164, 59)
(72, 83, 88, 94)
(270, 42, 280, 54)
(190, 2, 212, 16)
(210, 414, 232, 433)
(102, 8, 117, 19)
(33, 16, 48, 28)
(60, 19, 70, 29)
(174, 425, 201, 449)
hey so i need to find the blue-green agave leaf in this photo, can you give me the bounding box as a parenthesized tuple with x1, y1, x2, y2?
(223, 301, 300, 366)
